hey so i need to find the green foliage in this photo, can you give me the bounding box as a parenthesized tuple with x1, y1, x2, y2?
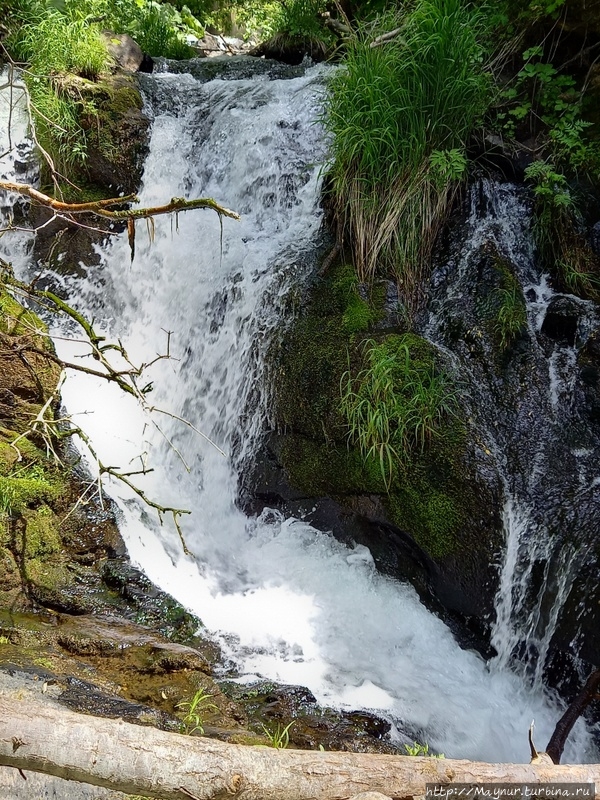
(6, 1, 107, 175)
(326, 0, 491, 312)
(495, 47, 600, 179)
(261, 720, 294, 748)
(275, 0, 329, 39)
(9, 3, 108, 79)
(177, 688, 217, 735)
(405, 741, 445, 757)
(4, 0, 197, 176)
(525, 161, 600, 300)
(429, 149, 468, 190)
(124, 3, 195, 59)
(0, 469, 60, 517)
(340, 335, 458, 488)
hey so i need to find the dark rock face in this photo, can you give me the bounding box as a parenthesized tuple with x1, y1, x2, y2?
(219, 680, 412, 753)
(243, 257, 504, 649)
(541, 296, 581, 346)
(250, 33, 330, 65)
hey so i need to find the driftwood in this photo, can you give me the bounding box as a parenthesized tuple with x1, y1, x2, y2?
(0, 698, 599, 800)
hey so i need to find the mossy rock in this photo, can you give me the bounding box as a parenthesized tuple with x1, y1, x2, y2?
(23, 505, 62, 558)
(277, 434, 386, 497)
(275, 263, 384, 440)
(24, 558, 74, 596)
(269, 258, 504, 618)
(54, 72, 149, 194)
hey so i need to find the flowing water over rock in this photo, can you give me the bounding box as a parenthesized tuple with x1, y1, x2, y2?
(1, 61, 597, 763)
(426, 180, 600, 688)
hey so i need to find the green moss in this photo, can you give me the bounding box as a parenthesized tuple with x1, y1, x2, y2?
(0, 293, 47, 338)
(332, 264, 382, 335)
(0, 546, 20, 591)
(24, 558, 73, 594)
(0, 472, 61, 515)
(388, 483, 462, 558)
(279, 435, 386, 496)
(23, 505, 62, 558)
(275, 260, 474, 562)
(109, 84, 143, 114)
(0, 442, 19, 476)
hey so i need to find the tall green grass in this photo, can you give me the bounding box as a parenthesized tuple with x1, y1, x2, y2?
(7, 2, 108, 176)
(340, 335, 458, 487)
(5, 0, 196, 179)
(326, 0, 492, 313)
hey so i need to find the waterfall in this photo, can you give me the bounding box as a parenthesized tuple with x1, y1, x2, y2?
(426, 179, 600, 691)
(1, 62, 596, 764)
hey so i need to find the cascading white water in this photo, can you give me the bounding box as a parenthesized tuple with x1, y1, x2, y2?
(427, 179, 598, 692)
(1, 64, 596, 763)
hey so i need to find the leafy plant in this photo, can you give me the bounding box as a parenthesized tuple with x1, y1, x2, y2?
(261, 720, 295, 749)
(429, 149, 468, 190)
(340, 335, 458, 488)
(326, 0, 492, 314)
(494, 47, 600, 179)
(525, 161, 600, 300)
(404, 741, 444, 758)
(177, 688, 218, 735)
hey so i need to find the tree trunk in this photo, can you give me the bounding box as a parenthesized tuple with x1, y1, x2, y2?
(0, 698, 598, 800)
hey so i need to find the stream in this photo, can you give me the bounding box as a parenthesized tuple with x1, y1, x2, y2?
(0, 59, 597, 764)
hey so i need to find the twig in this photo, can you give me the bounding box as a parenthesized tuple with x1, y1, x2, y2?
(370, 27, 405, 48)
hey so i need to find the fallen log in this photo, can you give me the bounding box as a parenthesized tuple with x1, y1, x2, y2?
(0, 698, 598, 800)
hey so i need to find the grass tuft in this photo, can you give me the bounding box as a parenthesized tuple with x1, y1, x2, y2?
(340, 334, 458, 488)
(325, 0, 491, 314)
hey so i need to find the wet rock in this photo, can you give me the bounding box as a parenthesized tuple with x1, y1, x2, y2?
(591, 221, 600, 256)
(219, 680, 409, 754)
(150, 54, 309, 83)
(541, 296, 581, 346)
(251, 34, 330, 65)
(59, 676, 180, 731)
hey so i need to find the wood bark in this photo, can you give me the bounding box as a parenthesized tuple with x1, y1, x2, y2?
(0, 698, 599, 800)
(546, 669, 600, 764)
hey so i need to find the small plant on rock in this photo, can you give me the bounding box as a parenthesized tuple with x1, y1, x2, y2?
(261, 720, 295, 749)
(404, 741, 444, 758)
(177, 688, 218, 735)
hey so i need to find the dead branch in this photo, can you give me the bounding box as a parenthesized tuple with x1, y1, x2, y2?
(546, 669, 600, 765)
(370, 27, 405, 48)
(0, 181, 240, 222)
